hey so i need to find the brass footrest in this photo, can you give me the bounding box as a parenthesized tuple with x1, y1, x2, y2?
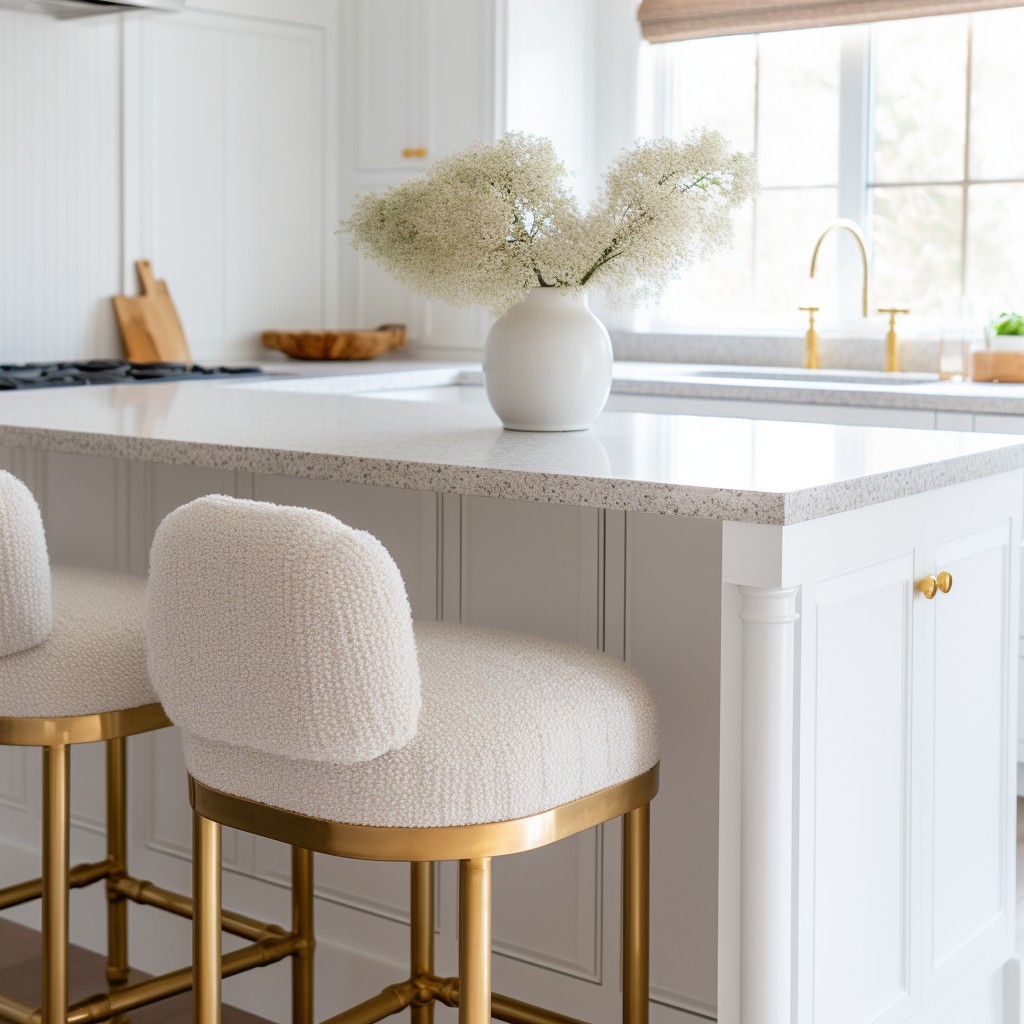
(319, 974, 592, 1024)
(0, 869, 300, 1024)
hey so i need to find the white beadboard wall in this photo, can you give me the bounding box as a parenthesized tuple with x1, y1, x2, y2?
(0, 11, 123, 362)
(0, 0, 339, 364)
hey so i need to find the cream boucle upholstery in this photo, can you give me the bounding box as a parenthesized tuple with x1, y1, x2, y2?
(0, 471, 52, 658)
(0, 566, 155, 718)
(182, 621, 660, 827)
(147, 495, 421, 765)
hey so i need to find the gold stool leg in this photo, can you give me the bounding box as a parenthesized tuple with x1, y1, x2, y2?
(622, 805, 650, 1024)
(410, 862, 434, 1024)
(193, 812, 222, 1024)
(291, 847, 315, 1024)
(42, 744, 70, 1024)
(106, 737, 130, 988)
(458, 858, 491, 1024)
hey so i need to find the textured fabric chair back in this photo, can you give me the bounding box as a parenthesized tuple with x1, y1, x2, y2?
(0, 470, 52, 658)
(146, 495, 421, 764)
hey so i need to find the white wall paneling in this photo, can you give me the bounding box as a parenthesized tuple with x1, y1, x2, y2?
(625, 513, 723, 1020)
(0, 0, 339, 365)
(0, 10, 123, 363)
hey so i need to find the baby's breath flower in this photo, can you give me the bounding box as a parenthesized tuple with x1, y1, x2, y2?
(340, 130, 757, 316)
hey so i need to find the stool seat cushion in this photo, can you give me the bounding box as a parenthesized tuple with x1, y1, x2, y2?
(0, 566, 156, 719)
(182, 621, 660, 828)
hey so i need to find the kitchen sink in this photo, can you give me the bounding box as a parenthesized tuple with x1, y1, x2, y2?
(681, 368, 942, 386)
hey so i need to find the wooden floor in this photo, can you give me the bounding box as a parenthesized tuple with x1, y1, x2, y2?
(0, 919, 268, 1024)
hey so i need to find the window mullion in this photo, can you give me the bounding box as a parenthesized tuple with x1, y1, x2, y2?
(837, 24, 872, 328)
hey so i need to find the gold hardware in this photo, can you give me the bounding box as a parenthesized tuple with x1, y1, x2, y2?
(809, 219, 870, 318)
(879, 308, 910, 374)
(190, 767, 657, 1024)
(799, 306, 820, 370)
(402, 147, 428, 159)
(917, 576, 938, 599)
(937, 570, 953, 594)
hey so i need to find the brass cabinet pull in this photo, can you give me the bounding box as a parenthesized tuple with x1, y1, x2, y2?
(402, 147, 428, 159)
(916, 572, 953, 600)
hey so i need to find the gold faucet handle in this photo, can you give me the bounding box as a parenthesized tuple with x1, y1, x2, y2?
(878, 307, 910, 328)
(799, 307, 821, 369)
(878, 308, 909, 373)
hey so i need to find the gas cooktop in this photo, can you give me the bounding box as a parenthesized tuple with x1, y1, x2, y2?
(0, 360, 266, 390)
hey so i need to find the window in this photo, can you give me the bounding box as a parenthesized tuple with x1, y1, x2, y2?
(641, 9, 1024, 334)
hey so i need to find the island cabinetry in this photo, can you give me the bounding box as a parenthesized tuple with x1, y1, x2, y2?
(720, 471, 1018, 1024)
(0, 439, 1020, 1024)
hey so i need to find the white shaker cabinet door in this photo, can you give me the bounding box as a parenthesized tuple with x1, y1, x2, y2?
(794, 473, 1019, 1024)
(917, 520, 1016, 1002)
(807, 553, 918, 1024)
(353, 0, 428, 173)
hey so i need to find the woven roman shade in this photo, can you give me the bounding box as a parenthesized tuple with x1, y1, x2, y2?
(637, 0, 1024, 41)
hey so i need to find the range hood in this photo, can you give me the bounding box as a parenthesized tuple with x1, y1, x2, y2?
(0, 0, 183, 17)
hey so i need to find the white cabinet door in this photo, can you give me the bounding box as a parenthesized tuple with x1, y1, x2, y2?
(797, 474, 1019, 1024)
(354, 0, 429, 173)
(807, 553, 918, 1024)
(918, 521, 1016, 1000)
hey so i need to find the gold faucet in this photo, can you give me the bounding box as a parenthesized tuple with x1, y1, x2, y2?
(809, 218, 870, 318)
(802, 219, 876, 370)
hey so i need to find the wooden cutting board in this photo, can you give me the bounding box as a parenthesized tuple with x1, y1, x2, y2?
(112, 260, 192, 364)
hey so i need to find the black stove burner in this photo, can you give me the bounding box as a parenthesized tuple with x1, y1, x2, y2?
(0, 361, 266, 391)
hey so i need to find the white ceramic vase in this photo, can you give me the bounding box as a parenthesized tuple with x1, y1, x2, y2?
(483, 288, 613, 432)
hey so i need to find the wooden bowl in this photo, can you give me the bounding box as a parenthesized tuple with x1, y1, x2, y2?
(262, 324, 406, 361)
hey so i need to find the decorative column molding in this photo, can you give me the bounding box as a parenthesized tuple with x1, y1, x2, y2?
(737, 585, 800, 1024)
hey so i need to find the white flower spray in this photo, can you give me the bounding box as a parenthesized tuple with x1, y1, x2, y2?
(342, 131, 757, 316)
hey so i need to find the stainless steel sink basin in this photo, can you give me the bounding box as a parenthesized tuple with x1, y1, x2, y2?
(683, 368, 942, 386)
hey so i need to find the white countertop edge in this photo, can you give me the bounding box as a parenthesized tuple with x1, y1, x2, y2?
(3, 421, 1021, 527)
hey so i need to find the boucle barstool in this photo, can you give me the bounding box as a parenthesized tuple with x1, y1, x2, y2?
(146, 495, 660, 1024)
(0, 472, 310, 1024)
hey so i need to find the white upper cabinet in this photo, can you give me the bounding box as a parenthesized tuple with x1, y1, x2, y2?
(351, 0, 496, 175)
(354, 0, 429, 172)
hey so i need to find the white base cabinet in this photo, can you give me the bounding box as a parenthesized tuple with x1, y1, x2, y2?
(728, 478, 1019, 1024)
(0, 445, 1019, 1024)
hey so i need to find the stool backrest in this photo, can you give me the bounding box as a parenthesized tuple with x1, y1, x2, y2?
(147, 495, 422, 764)
(0, 470, 53, 658)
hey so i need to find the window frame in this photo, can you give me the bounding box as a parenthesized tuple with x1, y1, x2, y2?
(642, 15, 1023, 336)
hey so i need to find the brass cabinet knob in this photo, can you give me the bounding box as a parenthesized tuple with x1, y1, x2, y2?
(402, 147, 428, 159)
(916, 572, 953, 599)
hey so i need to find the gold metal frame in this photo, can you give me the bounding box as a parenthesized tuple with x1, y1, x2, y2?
(0, 704, 309, 1024)
(190, 765, 659, 1024)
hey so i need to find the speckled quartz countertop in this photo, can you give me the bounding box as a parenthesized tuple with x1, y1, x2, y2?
(1, 363, 1022, 525)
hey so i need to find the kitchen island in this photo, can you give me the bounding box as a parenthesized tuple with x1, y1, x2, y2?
(0, 373, 1022, 1024)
